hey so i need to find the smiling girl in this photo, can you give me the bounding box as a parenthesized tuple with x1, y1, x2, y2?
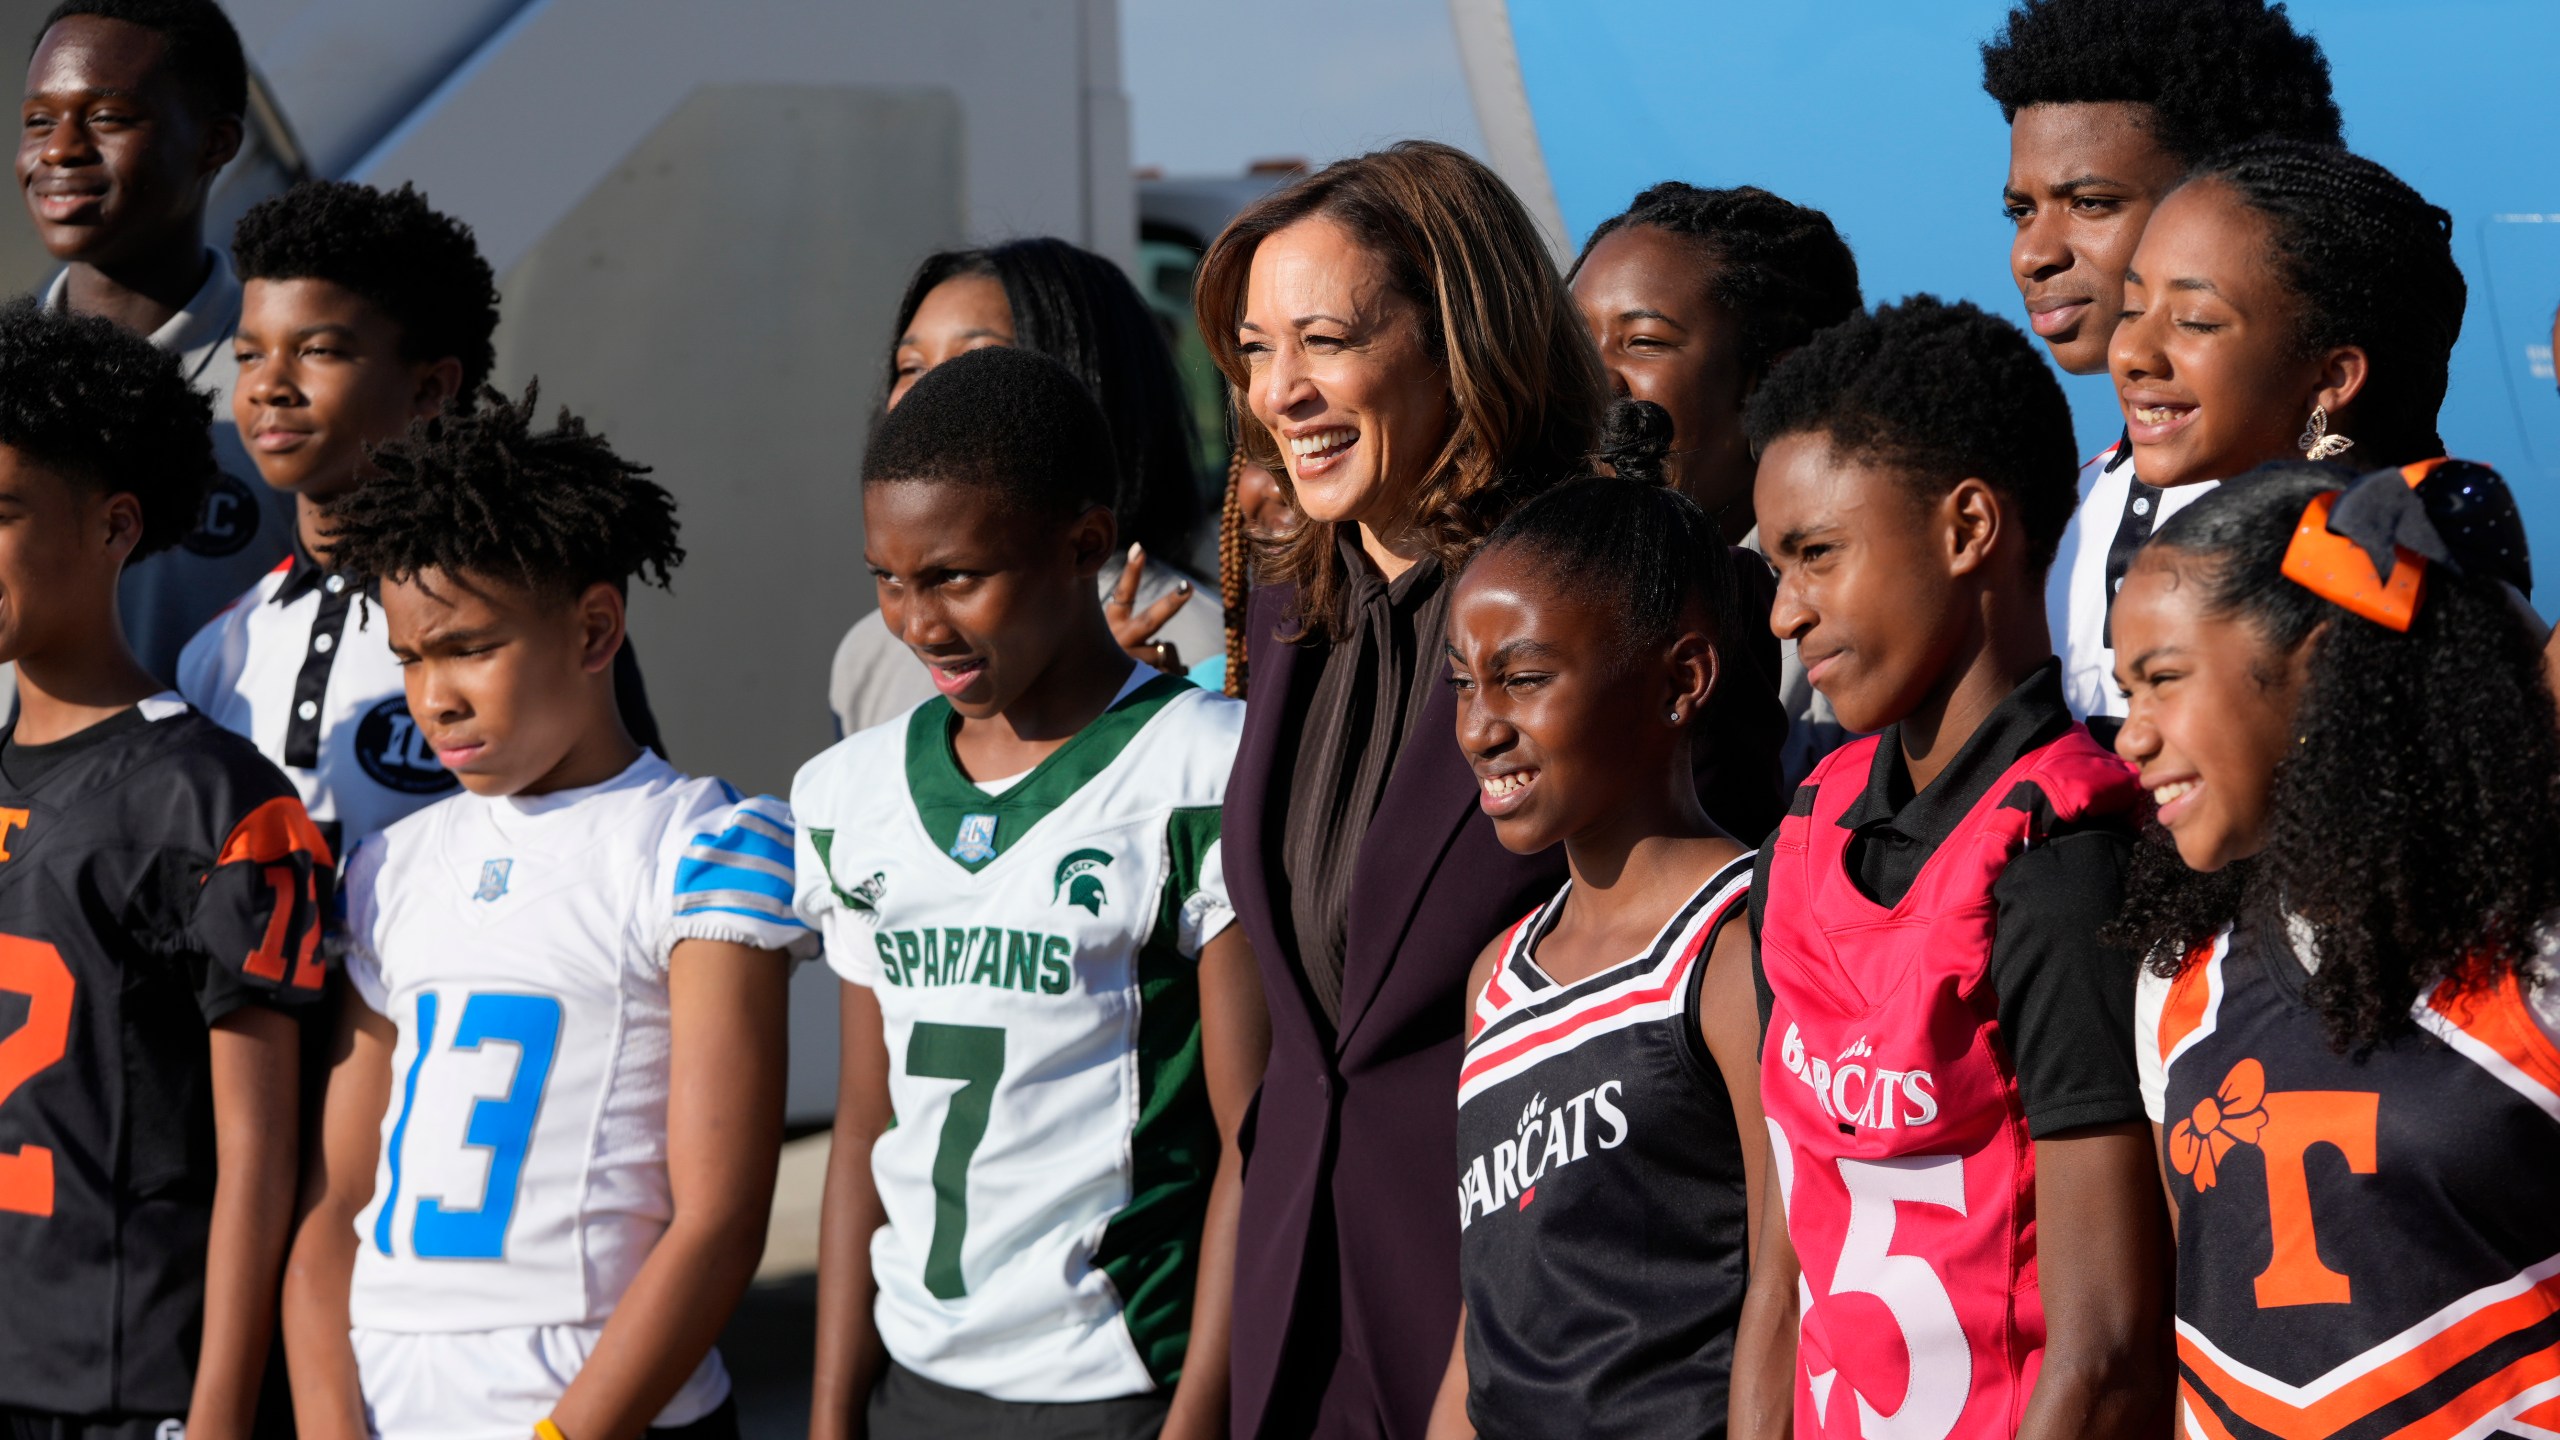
(2065, 139, 2466, 722)
(2110, 460, 2560, 1438)
(1425, 477, 1764, 1440)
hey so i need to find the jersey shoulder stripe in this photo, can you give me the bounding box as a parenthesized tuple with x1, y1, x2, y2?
(2415, 969, 2560, 1123)
(1470, 903, 1554, 1039)
(2155, 929, 2232, 1073)
(1459, 855, 1751, 1106)
(674, 795, 805, 929)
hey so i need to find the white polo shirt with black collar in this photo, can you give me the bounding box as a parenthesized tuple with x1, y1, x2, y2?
(177, 543, 457, 857)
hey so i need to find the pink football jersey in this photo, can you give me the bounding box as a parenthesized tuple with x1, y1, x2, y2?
(1759, 728, 2134, 1439)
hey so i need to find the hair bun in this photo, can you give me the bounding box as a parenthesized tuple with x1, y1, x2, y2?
(1600, 397, 1676, 486)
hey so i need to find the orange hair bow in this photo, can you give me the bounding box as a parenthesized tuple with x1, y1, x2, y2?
(2278, 461, 2443, 632)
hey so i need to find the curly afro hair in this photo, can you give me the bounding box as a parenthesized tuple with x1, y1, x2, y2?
(2107, 464, 2560, 1053)
(232, 181, 500, 395)
(1743, 294, 2079, 574)
(0, 297, 213, 559)
(1573, 182, 1863, 387)
(323, 382, 682, 602)
(2183, 140, 2465, 466)
(36, 0, 245, 122)
(864, 345, 1118, 525)
(1980, 0, 2342, 166)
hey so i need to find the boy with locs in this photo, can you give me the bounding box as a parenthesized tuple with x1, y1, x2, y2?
(283, 388, 804, 1440)
(16, 0, 294, 684)
(0, 299, 325, 1440)
(1981, 0, 2340, 723)
(797, 346, 1264, 1440)
(1729, 297, 2169, 1440)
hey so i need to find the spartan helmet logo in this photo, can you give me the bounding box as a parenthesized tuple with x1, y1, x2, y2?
(1052, 848, 1113, 915)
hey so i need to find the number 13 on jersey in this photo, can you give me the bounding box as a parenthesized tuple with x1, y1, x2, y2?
(375, 989, 564, 1260)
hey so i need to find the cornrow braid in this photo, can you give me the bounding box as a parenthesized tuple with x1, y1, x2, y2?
(1218, 448, 1250, 699)
(1479, 472, 1735, 666)
(2185, 140, 2464, 466)
(1574, 182, 1863, 386)
(324, 382, 683, 601)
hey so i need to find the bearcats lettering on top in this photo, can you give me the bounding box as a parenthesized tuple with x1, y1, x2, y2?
(1455, 856, 1755, 1439)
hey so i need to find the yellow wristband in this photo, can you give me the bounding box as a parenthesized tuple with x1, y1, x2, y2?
(535, 1422, 569, 1440)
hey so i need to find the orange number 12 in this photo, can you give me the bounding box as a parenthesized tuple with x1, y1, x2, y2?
(0, 935, 75, 1216)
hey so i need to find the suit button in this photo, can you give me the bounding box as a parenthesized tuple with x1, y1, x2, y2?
(1315, 1074, 1332, 1098)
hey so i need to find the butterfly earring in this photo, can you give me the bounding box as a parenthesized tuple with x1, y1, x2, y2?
(2299, 405, 2355, 463)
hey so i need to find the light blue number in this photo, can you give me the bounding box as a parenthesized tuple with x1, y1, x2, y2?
(372, 991, 438, 1255)
(383, 990, 563, 1260)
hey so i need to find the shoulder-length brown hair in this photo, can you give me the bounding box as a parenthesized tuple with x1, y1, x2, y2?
(1193, 141, 1607, 638)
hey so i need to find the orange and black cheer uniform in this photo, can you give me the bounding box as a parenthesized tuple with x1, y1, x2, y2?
(0, 698, 328, 1429)
(2145, 912, 2560, 1439)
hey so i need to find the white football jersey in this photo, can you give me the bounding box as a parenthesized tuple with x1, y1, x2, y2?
(341, 752, 812, 1348)
(792, 668, 1240, 1403)
(179, 549, 456, 854)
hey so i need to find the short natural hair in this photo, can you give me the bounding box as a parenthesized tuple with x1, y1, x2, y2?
(884, 239, 1199, 558)
(1194, 140, 1608, 637)
(1979, 0, 2341, 166)
(36, 0, 245, 122)
(1744, 294, 2079, 576)
(324, 383, 682, 602)
(1573, 182, 1863, 388)
(232, 181, 501, 395)
(863, 345, 1118, 525)
(0, 297, 212, 558)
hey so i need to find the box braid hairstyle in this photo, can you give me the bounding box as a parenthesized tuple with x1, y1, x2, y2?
(2107, 465, 2560, 1054)
(1217, 446, 1249, 697)
(0, 297, 212, 558)
(232, 181, 500, 395)
(35, 0, 245, 124)
(1571, 183, 1863, 390)
(2181, 139, 2466, 467)
(1980, 0, 2341, 165)
(323, 382, 682, 606)
(1743, 294, 2080, 577)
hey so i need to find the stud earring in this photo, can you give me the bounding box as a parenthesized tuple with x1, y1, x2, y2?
(1667, 706, 1683, 726)
(2299, 405, 2355, 462)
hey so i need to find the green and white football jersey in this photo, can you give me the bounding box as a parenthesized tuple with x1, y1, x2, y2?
(790, 668, 1240, 1403)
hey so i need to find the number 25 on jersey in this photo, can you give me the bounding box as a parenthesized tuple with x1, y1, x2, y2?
(1769, 1117, 1977, 1440)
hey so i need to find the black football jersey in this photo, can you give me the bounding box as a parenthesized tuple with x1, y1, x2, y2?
(1455, 856, 1754, 1440)
(2155, 916, 2560, 1439)
(0, 699, 329, 1415)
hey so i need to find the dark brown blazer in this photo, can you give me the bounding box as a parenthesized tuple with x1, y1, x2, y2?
(1223, 581, 1565, 1440)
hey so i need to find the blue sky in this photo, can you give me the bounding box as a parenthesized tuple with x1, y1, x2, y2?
(1121, 0, 1484, 177)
